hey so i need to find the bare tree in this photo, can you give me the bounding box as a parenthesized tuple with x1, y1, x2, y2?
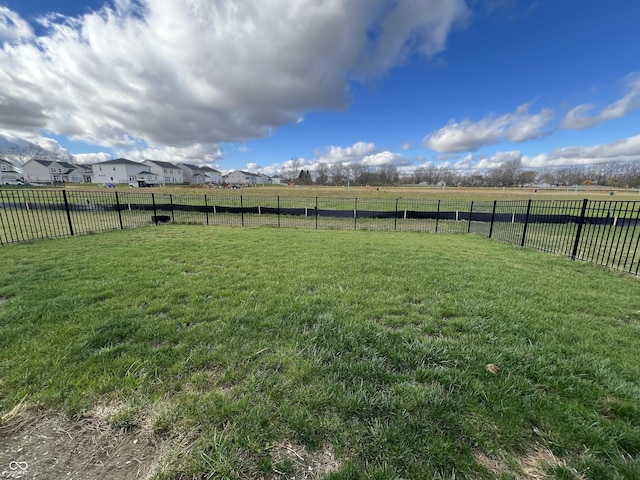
(287, 157, 302, 182)
(489, 159, 523, 186)
(315, 163, 329, 185)
(329, 163, 347, 185)
(8, 144, 52, 168)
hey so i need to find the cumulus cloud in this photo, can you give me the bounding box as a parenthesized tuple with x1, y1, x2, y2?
(0, 7, 33, 43)
(118, 143, 223, 164)
(522, 134, 640, 168)
(560, 73, 640, 129)
(0, 0, 469, 157)
(423, 102, 554, 153)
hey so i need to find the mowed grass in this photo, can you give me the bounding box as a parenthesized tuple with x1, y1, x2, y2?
(1, 226, 640, 479)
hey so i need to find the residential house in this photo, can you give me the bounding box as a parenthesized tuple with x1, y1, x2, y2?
(0, 158, 22, 184)
(178, 164, 222, 184)
(92, 158, 159, 185)
(201, 166, 222, 184)
(23, 159, 86, 184)
(76, 164, 94, 183)
(226, 170, 261, 185)
(143, 160, 184, 184)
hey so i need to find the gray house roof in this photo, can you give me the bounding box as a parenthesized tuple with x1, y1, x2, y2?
(32, 159, 78, 170)
(94, 158, 141, 166)
(146, 159, 179, 169)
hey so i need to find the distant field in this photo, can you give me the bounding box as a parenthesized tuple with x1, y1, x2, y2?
(1, 226, 640, 479)
(55, 183, 640, 201)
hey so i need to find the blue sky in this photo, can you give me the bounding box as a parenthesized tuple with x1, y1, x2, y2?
(1, 0, 639, 176)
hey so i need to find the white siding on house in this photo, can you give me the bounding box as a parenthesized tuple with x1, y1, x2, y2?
(92, 159, 150, 184)
(143, 160, 184, 184)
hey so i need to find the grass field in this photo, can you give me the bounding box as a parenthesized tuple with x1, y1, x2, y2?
(1, 226, 640, 479)
(48, 183, 640, 202)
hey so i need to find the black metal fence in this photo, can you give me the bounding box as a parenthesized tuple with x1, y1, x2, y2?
(1, 190, 639, 275)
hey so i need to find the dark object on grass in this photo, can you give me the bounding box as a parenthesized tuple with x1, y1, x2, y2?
(152, 215, 171, 223)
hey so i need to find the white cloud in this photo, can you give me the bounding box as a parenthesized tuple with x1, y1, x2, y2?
(423, 102, 554, 153)
(0, 0, 468, 157)
(73, 152, 114, 164)
(560, 73, 640, 129)
(522, 134, 640, 168)
(0, 7, 33, 43)
(119, 143, 223, 164)
(319, 141, 378, 163)
(362, 151, 405, 167)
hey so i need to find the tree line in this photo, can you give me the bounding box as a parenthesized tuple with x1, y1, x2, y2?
(289, 159, 640, 188)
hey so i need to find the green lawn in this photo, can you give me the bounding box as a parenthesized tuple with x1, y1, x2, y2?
(1, 226, 640, 479)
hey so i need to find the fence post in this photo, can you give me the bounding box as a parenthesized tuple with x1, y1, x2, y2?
(204, 194, 209, 225)
(115, 191, 124, 230)
(521, 199, 532, 246)
(354, 197, 357, 230)
(170, 194, 175, 221)
(315, 197, 318, 230)
(571, 198, 589, 260)
(240, 195, 244, 227)
(277, 196, 281, 228)
(394, 198, 399, 231)
(435, 200, 441, 233)
(62, 190, 74, 236)
(489, 200, 497, 238)
(467, 201, 474, 233)
(152, 193, 158, 225)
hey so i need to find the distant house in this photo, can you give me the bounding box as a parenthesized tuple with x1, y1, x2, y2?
(226, 170, 260, 185)
(143, 160, 184, 184)
(22, 159, 86, 184)
(92, 158, 158, 185)
(76, 164, 94, 183)
(0, 158, 22, 184)
(201, 166, 222, 184)
(270, 175, 282, 185)
(178, 164, 222, 184)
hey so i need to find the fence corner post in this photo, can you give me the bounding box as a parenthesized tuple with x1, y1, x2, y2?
(115, 191, 124, 230)
(489, 200, 497, 238)
(394, 198, 399, 231)
(152, 193, 158, 225)
(571, 198, 589, 260)
(521, 198, 532, 246)
(62, 189, 74, 236)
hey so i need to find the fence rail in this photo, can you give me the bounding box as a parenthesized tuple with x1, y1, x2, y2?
(2, 190, 639, 275)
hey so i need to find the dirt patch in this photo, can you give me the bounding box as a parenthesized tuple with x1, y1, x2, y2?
(271, 440, 340, 479)
(474, 446, 585, 479)
(0, 407, 166, 480)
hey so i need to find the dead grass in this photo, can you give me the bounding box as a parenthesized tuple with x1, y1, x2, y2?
(270, 440, 340, 479)
(474, 446, 586, 479)
(0, 406, 167, 480)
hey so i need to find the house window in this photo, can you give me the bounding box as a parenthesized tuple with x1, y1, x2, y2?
(163, 168, 168, 173)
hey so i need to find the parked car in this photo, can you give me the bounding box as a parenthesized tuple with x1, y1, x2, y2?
(3, 178, 24, 185)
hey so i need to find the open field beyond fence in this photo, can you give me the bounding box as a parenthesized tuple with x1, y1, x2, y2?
(2, 189, 639, 275)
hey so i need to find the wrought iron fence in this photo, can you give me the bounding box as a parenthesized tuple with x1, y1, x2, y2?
(1, 190, 639, 275)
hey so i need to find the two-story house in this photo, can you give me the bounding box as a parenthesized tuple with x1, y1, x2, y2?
(143, 160, 184, 184)
(0, 158, 22, 184)
(178, 164, 222, 184)
(226, 170, 261, 185)
(92, 158, 158, 185)
(22, 159, 85, 184)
